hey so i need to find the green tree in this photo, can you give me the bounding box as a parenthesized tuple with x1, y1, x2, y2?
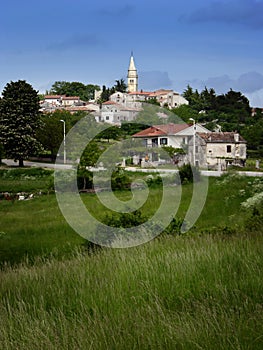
(114, 79, 127, 93)
(182, 85, 202, 111)
(96, 125, 123, 142)
(49, 81, 100, 101)
(0, 80, 42, 167)
(169, 104, 199, 123)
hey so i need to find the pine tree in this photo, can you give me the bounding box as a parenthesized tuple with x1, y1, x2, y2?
(0, 80, 43, 166)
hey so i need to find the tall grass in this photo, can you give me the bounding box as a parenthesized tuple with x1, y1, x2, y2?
(0, 233, 262, 349)
(0, 174, 260, 265)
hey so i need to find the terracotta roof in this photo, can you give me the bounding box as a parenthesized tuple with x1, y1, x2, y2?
(133, 123, 189, 137)
(44, 95, 62, 99)
(62, 96, 80, 100)
(148, 89, 173, 97)
(65, 106, 95, 111)
(128, 91, 152, 96)
(197, 132, 246, 143)
(102, 101, 118, 105)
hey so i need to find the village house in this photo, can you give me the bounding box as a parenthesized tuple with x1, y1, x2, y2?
(146, 89, 189, 108)
(131, 123, 210, 166)
(132, 123, 210, 149)
(93, 54, 189, 124)
(188, 132, 247, 169)
(95, 101, 141, 124)
(43, 95, 83, 108)
(43, 95, 63, 106)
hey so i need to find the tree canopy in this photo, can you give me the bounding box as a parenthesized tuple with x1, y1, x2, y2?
(0, 80, 42, 166)
(98, 78, 127, 104)
(48, 81, 100, 101)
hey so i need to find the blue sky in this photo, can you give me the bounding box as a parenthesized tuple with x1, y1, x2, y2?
(1, 0, 263, 106)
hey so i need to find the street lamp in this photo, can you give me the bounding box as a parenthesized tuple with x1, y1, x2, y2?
(189, 118, 196, 166)
(60, 119, 66, 164)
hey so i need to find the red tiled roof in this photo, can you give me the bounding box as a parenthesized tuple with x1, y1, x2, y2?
(128, 91, 152, 95)
(62, 96, 80, 100)
(65, 106, 94, 111)
(197, 132, 246, 143)
(102, 101, 118, 105)
(133, 123, 189, 137)
(44, 95, 62, 99)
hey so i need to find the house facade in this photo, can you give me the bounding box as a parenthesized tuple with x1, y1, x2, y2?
(95, 101, 141, 124)
(188, 132, 247, 169)
(132, 123, 210, 149)
(146, 89, 189, 108)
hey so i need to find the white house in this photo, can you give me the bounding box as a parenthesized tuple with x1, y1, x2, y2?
(146, 89, 189, 108)
(132, 123, 210, 149)
(61, 96, 80, 106)
(95, 101, 141, 124)
(44, 95, 62, 106)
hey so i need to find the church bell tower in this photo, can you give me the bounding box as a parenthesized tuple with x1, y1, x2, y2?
(127, 52, 138, 93)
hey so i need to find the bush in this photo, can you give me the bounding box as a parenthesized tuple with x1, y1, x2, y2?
(163, 217, 185, 235)
(111, 169, 131, 191)
(179, 163, 200, 184)
(103, 209, 148, 228)
(244, 204, 263, 233)
(146, 175, 163, 188)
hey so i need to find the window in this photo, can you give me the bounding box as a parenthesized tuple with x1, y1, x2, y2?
(227, 145, 231, 153)
(160, 138, 168, 145)
(195, 145, 198, 153)
(106, 116, 109, 121)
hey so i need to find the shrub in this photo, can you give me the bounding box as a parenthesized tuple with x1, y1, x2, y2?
(164, 217, 185, 235)
(111, 169, 131, 191)
(179, 163, 200, 184)
(244, 204, 263, 233)
(103, 209, 148, 228)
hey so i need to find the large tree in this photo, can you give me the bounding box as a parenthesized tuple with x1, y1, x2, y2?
(114, 79, 127, 93)
(48, 81, 100, 101)
(36, 110, 89, 160)
(0, 80, 42, 166)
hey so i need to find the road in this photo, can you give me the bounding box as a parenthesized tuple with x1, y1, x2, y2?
(2, 159, 263, 177)
(2, 159, 73, 170)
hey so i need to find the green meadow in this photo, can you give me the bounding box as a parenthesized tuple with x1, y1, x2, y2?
(0, 168, 263, 349)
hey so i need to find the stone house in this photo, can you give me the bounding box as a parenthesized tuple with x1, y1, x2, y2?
(188, 132, 247, 169)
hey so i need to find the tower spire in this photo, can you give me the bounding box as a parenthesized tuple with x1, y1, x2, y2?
(127, 52, 138, 93)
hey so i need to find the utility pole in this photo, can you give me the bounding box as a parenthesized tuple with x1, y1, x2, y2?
(60, 119, 66, 164)
(189, 118, 196, 166)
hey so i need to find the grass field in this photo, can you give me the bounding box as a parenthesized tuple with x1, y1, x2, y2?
(0, 168, 262, 349)
(0, 233, 262, 349)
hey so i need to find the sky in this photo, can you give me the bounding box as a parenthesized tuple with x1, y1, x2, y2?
(0, 0, 263, 106)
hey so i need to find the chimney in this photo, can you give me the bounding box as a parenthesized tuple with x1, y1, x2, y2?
(234, 133, 239, 142)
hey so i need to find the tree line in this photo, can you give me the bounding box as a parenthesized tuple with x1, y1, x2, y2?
(170, 86, 263, 155)
(44, 79, 127, 103)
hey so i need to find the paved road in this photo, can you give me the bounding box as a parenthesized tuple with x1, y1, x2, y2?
(2, 159, 263, 177)
(2, 159, 73, 170)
